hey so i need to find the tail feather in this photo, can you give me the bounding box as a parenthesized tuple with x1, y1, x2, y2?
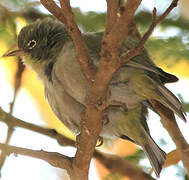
(157, 85, 186, 122)
(142, 135, 166, 177)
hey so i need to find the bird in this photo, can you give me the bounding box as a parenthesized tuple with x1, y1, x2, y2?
(4, 18, 186, 176)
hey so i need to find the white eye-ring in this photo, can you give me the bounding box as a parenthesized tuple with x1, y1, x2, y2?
(27, 40, 37, 50)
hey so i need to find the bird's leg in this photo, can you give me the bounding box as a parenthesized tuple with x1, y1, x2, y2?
(102, 108, 110, 126)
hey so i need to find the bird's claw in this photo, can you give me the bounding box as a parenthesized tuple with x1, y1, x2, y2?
(107, 100, 128, 112)
(96, 136, 104, 147)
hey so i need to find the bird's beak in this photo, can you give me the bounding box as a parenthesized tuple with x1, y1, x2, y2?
(2, 49, 24, 57)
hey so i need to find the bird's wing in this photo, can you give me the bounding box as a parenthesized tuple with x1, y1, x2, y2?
(121, 36, 178, 84)
(132, 72, 186, 122)
(53, 32, 180, 108)
(125, 61, 178, 83)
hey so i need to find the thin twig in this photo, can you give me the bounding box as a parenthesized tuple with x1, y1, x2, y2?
(0, 143, 72, 172)
(0, 108, 75, 147)
(137, 0, 178, 49)
(120, 0, 179, 65)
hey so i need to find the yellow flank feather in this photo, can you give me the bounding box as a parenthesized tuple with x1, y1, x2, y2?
(118, 105, 147, 144)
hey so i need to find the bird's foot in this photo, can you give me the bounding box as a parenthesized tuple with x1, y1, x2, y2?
(96, 136, 104, 147)
(101, 100, 128, 126)
(107, 100, 128, 112)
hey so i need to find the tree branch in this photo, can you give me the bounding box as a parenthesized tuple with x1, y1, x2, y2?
(72, 1, 142, 179)
(94, 151, 155, 180)
(40, 0, 96, 82)
(0, 58, 25, 171)
(0, 143, 72, 173)
(120, 0, 179, 65)
(60, 0, 97, 82)
(136, 0, 179, 50)
(150, 100, 189, 176)
(0, 142, 155, 180)
(40, 0, 66, 22)
(101, 0, 142, 59)
(0, 108, 75, 147)
(0, 108, 154, 180)
(105, 0, 121, 33)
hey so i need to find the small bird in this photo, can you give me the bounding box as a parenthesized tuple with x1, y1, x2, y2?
(4, 18, 186, 176)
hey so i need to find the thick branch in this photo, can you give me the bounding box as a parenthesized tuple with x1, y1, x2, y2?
(105, 0, 121, 32)
(101, 0, 142, 59)
(39, 2, 141, 179)
(72, 1, 142, 179)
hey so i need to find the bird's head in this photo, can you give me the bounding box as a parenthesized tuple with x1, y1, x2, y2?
(4, 18, 71, 64)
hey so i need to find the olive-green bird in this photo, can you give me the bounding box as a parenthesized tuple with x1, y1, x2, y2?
(5, 18, 186, 177)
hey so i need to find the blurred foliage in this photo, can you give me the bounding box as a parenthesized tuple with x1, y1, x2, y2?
(125, 149, 145, 165)
(104, 173, 123, 180)
(183, 103, 189, 112)
(1, 0, 189, 64)
(135, 11, 189, 32)
(146, 37, 189, 64)
(74, 8, 105, 32)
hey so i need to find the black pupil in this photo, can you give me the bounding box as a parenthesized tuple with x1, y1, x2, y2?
(28, 41, 36, 48)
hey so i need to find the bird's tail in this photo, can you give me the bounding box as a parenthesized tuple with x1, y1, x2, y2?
(157, 85, 186, 122)
(142, 133, 166, 177)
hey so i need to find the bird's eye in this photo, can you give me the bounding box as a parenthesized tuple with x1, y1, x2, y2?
(27, 40, 37, 50)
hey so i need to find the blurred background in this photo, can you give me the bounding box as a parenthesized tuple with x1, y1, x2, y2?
(0, 0, 189, 179)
